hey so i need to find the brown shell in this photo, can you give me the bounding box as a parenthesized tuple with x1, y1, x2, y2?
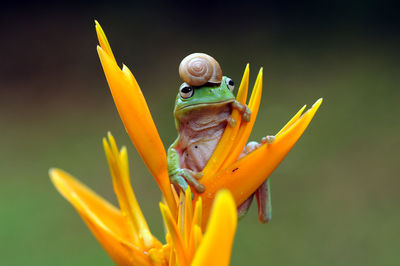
(179, 53, 223, 86)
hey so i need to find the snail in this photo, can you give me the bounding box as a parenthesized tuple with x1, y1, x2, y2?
(179, 53, 223, 87)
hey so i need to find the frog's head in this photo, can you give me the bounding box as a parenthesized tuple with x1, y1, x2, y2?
(174, 76, 235, 115)
(174, 53, 236, 117)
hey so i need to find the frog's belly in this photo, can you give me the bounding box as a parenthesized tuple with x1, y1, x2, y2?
(177, 104, 231, 172)
(181, 127, 224, 172)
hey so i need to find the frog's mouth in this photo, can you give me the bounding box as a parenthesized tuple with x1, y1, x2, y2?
(176, 99, 235, 112)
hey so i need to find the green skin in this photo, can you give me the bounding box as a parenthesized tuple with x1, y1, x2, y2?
(167, 76, 272, 222)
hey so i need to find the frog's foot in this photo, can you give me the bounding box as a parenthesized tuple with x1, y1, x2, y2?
(170, 168, 205, 193)
(261, 135, 275, 144)
(239, 136, 275, 160)
(185, 169, 204, 180)
(232, 100, 251, 122)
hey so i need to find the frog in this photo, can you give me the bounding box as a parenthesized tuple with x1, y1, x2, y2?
(167, 53, 273, 222)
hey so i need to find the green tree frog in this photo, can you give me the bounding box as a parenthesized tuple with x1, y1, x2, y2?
(167, 53, 273, 222)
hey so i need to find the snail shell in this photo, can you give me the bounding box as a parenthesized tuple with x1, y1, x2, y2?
(179, 53, 223, 86)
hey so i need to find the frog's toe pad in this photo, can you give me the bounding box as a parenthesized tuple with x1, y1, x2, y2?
(242, 112, 251, 122)
(228, 117, 237, 127)
(266, 135, 275, 143)
(261, 135, 275, 144)
(193, 182, 205, 193)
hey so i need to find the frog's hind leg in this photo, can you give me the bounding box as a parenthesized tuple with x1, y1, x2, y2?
(236, 180, 272, 222)
(239, 137, 274, 223)
(237, 194, 254, 219)
(255, 136, 273, 223)
(255, 179, 272, 223)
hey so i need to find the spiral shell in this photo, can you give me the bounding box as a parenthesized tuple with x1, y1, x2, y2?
(179, 53, 223, 86)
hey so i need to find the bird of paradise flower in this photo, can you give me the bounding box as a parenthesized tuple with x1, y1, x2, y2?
(49, 21, 322, 265)
(50, 133, 236, 265)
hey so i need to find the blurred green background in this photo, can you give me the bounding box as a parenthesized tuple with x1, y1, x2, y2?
(1, 1, 399, 265)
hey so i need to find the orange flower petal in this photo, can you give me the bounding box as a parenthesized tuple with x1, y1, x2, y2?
(201, 65, 250, 182)
(199, 98, 322, 224)
(191, 197, 202, 233)
(184, 187, 193, 247)
(159, 202, 189, 266)
(191, 190, 237, 266)
(95, 22, 176, 216)
(95, 20, 116, 62)
(103, 133, 160, 249)
(276, 104, 307, 136)
(49, 168, 152, 266)
(235, 64, 250, 104)
(221, 68, 263, 168)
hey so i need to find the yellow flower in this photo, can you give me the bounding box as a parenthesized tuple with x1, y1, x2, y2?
(50, 133, 237, 266)
(94, 21, 322, 225)
(49, 21, 322, 265)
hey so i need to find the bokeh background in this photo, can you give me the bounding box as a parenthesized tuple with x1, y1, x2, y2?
(1, 1, 399, 265)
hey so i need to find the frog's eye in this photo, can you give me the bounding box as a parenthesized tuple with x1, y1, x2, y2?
(225, 77, 234, 91)
(180, 83, 194, 99)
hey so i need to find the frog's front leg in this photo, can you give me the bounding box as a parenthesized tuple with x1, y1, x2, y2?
(167, 140, 205, 193)
(232, 100, 251, 122)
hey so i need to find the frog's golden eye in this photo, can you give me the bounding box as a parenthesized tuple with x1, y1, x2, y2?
(180, 83, 194, 99)
(225, 77, 235, 91)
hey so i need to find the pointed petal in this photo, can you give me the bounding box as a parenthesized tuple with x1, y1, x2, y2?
(191, 197, 202, 230)
(236, 64, 250, 104)
(165, 234, 177, 266)
(201, 65, 250, 181)
(191, 225, 203, 257)
(191, 190, 237, 266)
(275, 98, 322, 141)
(49, 168, 152, 266)
(193, 225, 203, 251)
(188, 197, 203, 260)
(81, 215, 152, 266)
(160, 203, 189, 266)
(221, 68, 263, 168)
(103, 133, 160, 249)
(184, 187, 193, 247)
(95, 20, 115, 62)
(95, 23, 176, 215)
(276, 104, 307, 136)
(177, 190, 185, 238)
(199, 98, 322, 224)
